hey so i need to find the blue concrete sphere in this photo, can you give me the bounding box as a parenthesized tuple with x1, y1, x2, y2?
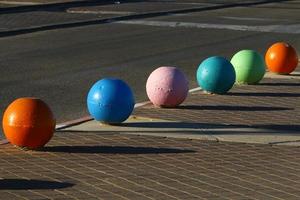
(87, 78, 135, 123)
(197, 56, 236, 94)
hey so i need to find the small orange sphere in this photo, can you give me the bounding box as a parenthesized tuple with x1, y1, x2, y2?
(265, 42, 298, 74)
(2, 98, 56, 149)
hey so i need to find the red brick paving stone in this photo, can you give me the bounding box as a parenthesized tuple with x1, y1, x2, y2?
(133, 78, 300, 130)
(0, 132, 300, 199)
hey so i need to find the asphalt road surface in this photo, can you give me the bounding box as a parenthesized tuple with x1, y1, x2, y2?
(0, 0, 299, 128)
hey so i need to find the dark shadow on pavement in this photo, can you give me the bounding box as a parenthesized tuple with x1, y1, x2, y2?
(58, 128, 300, 135)
(0, 179, 74, 190)
(228, 92, 300, 97)
(119, 122, 210, 129)
(119, 122, 300, 133)
(57, 121, 300, 134)
(41, 146, 195, 154)
(257, 124, 300, 132)
(177, 105, 292, 111)
(259, 82, 300, 86)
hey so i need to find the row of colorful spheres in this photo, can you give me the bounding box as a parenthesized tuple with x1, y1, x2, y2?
(2, 42, 298, 150)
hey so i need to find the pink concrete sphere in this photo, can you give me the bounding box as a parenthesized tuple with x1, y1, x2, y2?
(146, 66, 189, 107)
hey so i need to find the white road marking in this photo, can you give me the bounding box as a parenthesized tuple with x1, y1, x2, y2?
(55, 86, 203, 129)
(115, 20, 300, 34)
(189, 87, 202, 93)
(172, 2, 214, 6)
(0, 1, 40, 5)
(134, 101, 151, 108)
(133, 87, 203, 109)
(220, 16, 289, 22)
(67, 10, 136, 15)
(55, 124, 66, 129)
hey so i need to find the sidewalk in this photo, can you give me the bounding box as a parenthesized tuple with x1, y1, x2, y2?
(67, 72, 300, 146)
(0, 72, 299, 199)
(1, 133, 299, 199)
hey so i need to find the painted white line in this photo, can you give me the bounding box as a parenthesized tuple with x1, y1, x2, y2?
(67, 10, 135, 15)
(55, 115, 92, 130)
(55, 100, 152, 130)
(55, 124, 66, 129)
(55, 100, 152, 129)
(0, 1, 40, 5)
(220, 16, 289, 22)
(115, 20, 300, 34)
(67, 10, 102, 15)
(56, 86, 203, 130)
(189, 87, 202, 93)
(134, 101, 151, 108)
(173, 2, 214, 6)
(133, 87, 203, 108)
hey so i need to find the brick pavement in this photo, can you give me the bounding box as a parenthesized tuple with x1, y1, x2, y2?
(1, 75, 299, 199)
(1, 64, 300, 200)
(0, 132, 300, 199)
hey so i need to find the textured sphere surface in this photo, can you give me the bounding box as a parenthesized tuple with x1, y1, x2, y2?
(265, 42, 298, 74)
(197, 56, 236, 94)
(146, 66, 189, 107)
(2, 98, 56, 149)
(87, 78, 135, 123)
(231, 50, 266, 84)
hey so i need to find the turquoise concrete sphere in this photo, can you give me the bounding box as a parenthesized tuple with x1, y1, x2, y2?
(231, 50, 265, 84)
(197, 56, 236, 94)
(87, 78, 135, 124)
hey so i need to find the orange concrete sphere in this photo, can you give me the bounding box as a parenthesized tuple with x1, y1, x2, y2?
(265, 42, 298, 74)
(2, 98, 56, 149)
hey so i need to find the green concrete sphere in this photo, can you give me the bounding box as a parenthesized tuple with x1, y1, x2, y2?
(231, 50, 266, 84)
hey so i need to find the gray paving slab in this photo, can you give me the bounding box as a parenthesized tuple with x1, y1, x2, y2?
(64, 115, 300, 145)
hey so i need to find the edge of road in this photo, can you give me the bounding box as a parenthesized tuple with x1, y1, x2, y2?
(55, 87, 203, 130)
(0, 0, 290, 38)
(0, 87, 202, 145)
(0, 72, 300, 146)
